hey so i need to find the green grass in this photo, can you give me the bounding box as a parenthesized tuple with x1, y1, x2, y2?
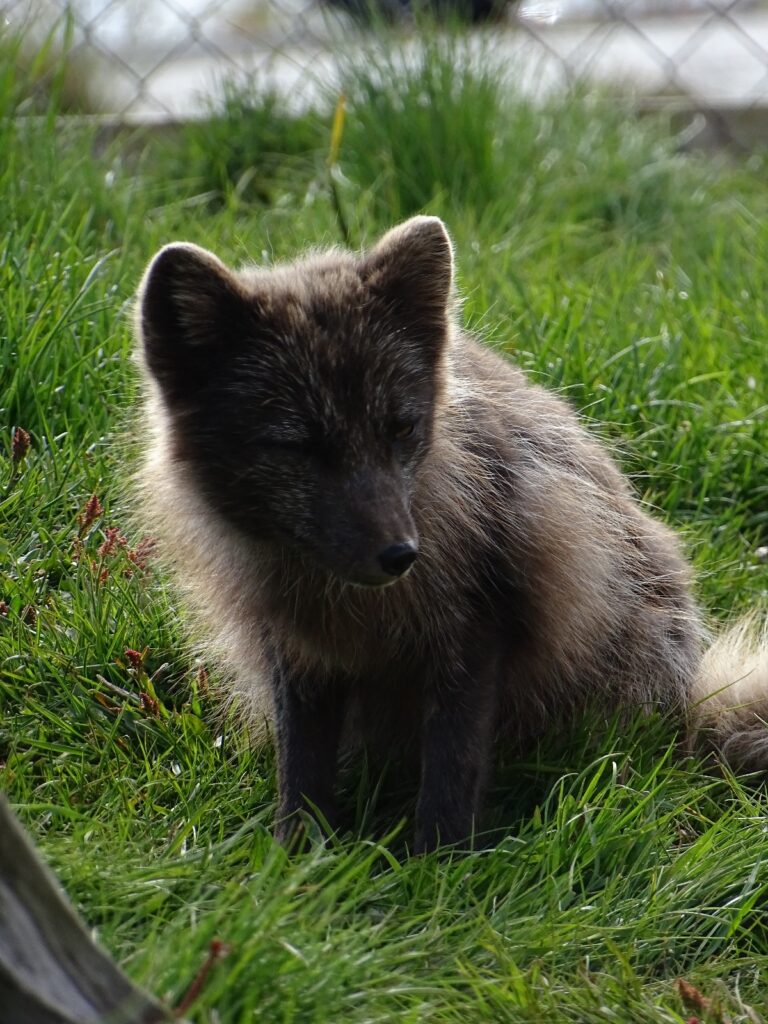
(2, 33, 768, 1023)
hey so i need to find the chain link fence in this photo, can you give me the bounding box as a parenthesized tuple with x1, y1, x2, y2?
(5, 0, 768, 145)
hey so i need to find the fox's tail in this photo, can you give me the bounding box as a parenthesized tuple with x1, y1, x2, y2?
(688, 617, 768, 770)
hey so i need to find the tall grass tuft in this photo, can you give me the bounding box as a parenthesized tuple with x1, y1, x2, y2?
(337, 35, 509, 218)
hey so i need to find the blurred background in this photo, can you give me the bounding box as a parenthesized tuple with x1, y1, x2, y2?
(4, 0, 768, 148)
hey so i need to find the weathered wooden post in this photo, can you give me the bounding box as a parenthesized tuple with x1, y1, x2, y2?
(0, 792, 180, 1024)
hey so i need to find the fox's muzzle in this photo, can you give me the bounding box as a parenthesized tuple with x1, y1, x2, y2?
(320, 466, 419, 587)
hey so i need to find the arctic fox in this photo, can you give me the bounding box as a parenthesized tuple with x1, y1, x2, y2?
(135, 215, 768, 851)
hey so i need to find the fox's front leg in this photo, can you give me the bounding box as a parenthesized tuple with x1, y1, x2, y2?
(414, 651, 500, 854)
(271, 660, 347, 846)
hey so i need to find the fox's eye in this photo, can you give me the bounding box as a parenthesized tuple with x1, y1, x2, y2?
(392, 419, 417, 441)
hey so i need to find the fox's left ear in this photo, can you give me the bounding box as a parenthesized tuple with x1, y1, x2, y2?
(361, 216, 454, 343)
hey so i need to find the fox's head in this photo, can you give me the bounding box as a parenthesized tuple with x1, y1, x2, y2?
(137, 216, 454, 587)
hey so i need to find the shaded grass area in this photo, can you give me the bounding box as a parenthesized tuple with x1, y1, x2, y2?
(2, 33, 768, 1022)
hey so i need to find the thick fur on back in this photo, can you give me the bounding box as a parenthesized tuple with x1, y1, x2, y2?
(134, 217, 768, 843)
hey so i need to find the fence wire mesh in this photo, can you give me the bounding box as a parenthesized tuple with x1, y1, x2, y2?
(4, 0, 768, 146)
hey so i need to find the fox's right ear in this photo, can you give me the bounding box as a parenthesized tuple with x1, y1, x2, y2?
(137, 243, 252, 394)
(360, 216, 454, 352)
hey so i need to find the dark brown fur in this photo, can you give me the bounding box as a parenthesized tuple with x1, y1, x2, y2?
(135, 216, 768, 852)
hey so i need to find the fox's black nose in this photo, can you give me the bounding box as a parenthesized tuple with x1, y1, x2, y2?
(378, 541, 418, 578)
